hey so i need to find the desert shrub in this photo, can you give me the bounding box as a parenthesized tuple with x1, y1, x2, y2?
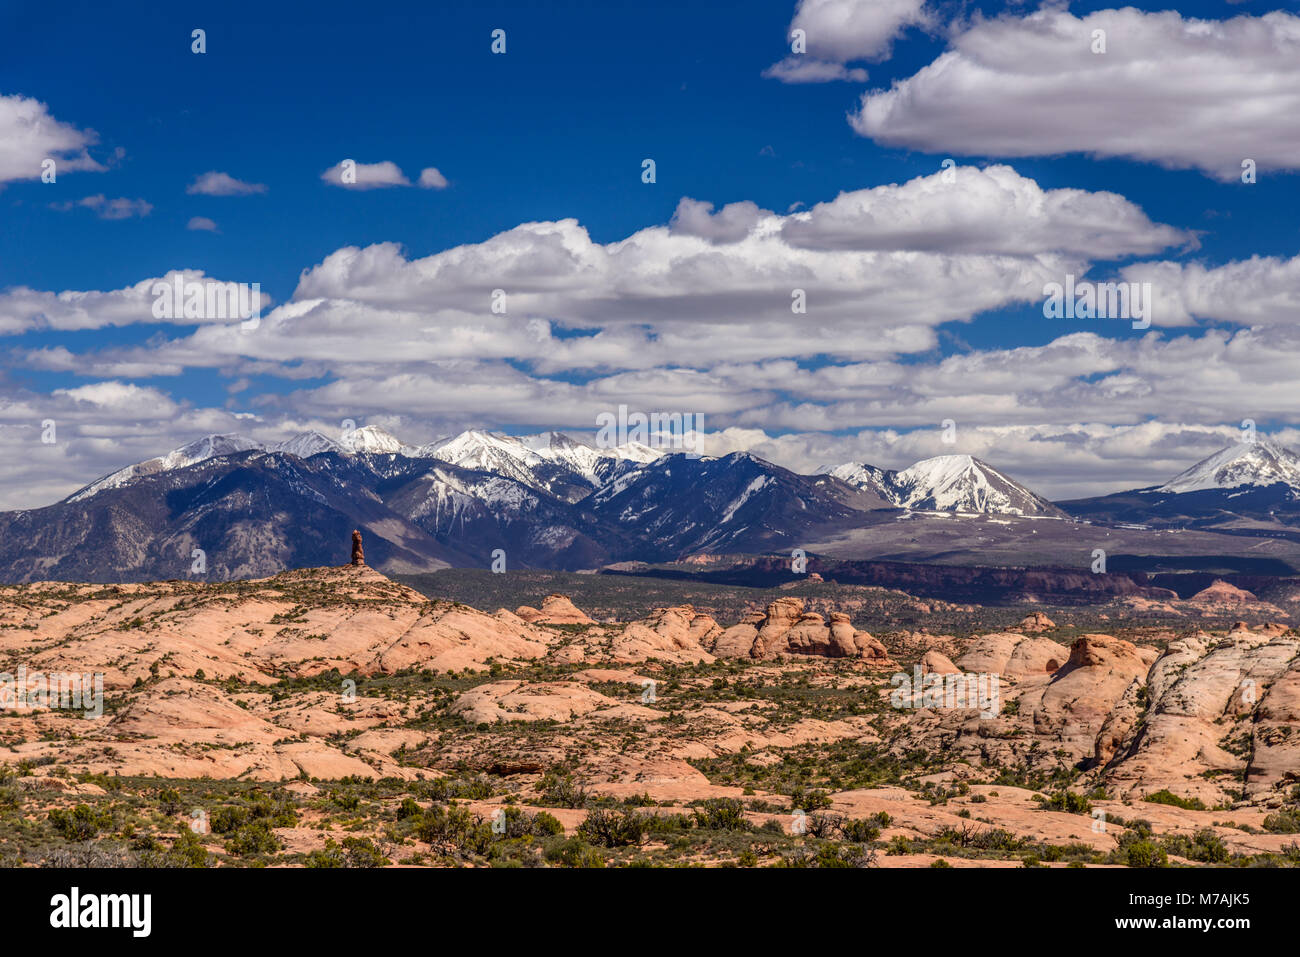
(838, 818, 882, 843)
(578, 808, 648, 847)
(224, 820, 281, 857)
(1162, 829, 1230, 864)
(1124, 841, 1168, 868)
(422, 775, 495, 802)
(816, 843, 875, 868)
(645, 812, 693, 834)
(544, 837, 605, 868)
(396, 798, 422, 820)
(134, 829, 211, 868)
(786, 783, 833, 812)
(530, 811, 565, 837)
(328, 790, 361, 812)
(414, 804, 492, 854)
(158, 787, 182, 815)
(537, 772, 589, 809)
(693, 798, 751, 832)
(209, 794, 297, 834)
(805, 812, 843, 839)
(886, 835, 913, 855)
(166, 830, 212, 868)
(934, 824, 1028, 851)
(1263, 809, 1300, 834)
(1144, 790, 1206, 811)
(489, 805, 565, 839)
(1041, 790, 1092, 815)
(342, 836, 389, 868)
(48, 804, 113, 841)
(40, 842, 135, 868)
(305, 840, 344, 867)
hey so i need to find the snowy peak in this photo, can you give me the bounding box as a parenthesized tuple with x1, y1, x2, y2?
(1157, 439, 1300, 494)
(339, 425, 410, 455)
(273, 431, 343, 458)
(893, 455, 1059, 516)
(826, 462, 893, 498)
(431, 430, 546, 472)
(68, 433, 263, 502)
(430, 429, 662, 490)
(828, 454, 1063, 517)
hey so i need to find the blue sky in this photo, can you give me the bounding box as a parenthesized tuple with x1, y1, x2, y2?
(3, 0, 1300, 506)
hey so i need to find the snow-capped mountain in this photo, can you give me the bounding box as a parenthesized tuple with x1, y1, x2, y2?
(273, 431, 344, 458)
(827, 454, 1064, 517)
(427, 429, 659, 500)
(1157, 439, 1300, 494)
(27, 429, 1300, 583)
(68, 427, 418, 502)
(338, 425, 413, 455)
(587, 451, 891, 558)
(892, 455, 1064, 516)
(68, 426, 655, 509)
(825, 462, 893, 499)
(1060, 438, 1300, 529)
(69, 433, 263, 502)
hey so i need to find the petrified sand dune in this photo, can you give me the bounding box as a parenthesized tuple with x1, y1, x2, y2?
(449, 680, 659, 724)
(1104, 628, 1300, 803)
(955, 632, 1068, 676)
(1018, 612, 1055, 633)
(10, 559, 1300, 860)
(708, 597, 891, 663)
(920, 650, 960, 675)
(515, 594, 594, 625)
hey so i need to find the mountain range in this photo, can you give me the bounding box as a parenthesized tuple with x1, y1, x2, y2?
(4, 428, 1300, 582)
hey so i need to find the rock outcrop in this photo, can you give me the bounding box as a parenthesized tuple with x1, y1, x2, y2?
(1018, 611, 1055, 633)
(955, 632, 1068, 676)
(515, 594, 595, 625)
(920, 650, 961, 675)
(709, 597, 891, 663)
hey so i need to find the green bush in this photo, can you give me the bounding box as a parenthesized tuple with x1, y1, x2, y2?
(1162, 829, 1230, 864)
(692, 798, 751, 831)
(224, 820, 282, 857)
(544, 837, 605, 868)
(537, 772, 590, 809)
(1263, 809, 1300, 834)
(786, 783, 833, 812)
(342, 837, 389, 868)
(1143, 790, 1206, 811)
(1042, 790, 1092, 815)
(48, 804, 113, 841)
(414, 804, 492, 854)
(578, 808, 649, 847)
(1124, 841, 1168, 868)
(839, 818, 882, 843)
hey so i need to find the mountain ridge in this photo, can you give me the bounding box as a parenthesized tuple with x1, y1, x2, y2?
(9, 429, 1300, 583)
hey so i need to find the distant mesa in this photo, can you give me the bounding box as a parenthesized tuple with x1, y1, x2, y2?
(1188, 579, 1258, 605)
